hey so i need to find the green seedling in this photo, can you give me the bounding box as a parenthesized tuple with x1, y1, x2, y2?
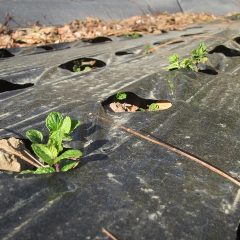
(148, 103, 159, 111)
(167, 42, 208, 72)
(73, 61, 92, 73)
(22, 112, 82, 174)
(124, 32, 142, 39)
(116, 92, 127, 101)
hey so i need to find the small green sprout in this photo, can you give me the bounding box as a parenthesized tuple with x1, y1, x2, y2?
(116, 92, 127, 101)
(22, 112, 82, 174)
(148, 103, 159, 111)
(124, 32, 142, 39)
(73, 61, 92, 73)
(167, 42, 208, 72)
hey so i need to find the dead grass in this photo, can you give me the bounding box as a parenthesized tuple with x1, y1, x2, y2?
(0, 12, 217, 49)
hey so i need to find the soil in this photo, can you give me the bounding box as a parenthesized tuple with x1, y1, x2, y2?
(0, 12, 218, 49)
(0, 137, 37, 172)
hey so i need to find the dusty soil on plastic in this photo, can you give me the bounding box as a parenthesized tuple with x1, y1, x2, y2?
(0, 12, 218, 49)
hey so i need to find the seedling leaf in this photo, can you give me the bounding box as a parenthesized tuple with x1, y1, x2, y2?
(48, 130, 64, 153)
(149, 103, 159, 111)
(83, 66, 92, 72)
(61, 116, 71, 134)
(169, 54, 179, 63)
(34, 167, 56, 174)
(31, 143, 54, 166)
(54, 149, 82, 164)
(116, 92, 127, 101)
(61, 160, 79, 172)
(46, 112, 63, 132)
(26, 129, 43, 143)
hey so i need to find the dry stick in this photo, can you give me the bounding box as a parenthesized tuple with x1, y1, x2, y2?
(13, 151, 41, 168)
(99, 116, 240, 187)
(23, 150, 45, 167)
(102, 228, 118, 240)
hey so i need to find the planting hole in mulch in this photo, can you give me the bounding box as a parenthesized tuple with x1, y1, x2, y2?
(115, 51, 134, 56)
(154, 40, 184, 46)
(180, 32, 205, 37)
(208, 45, 240, 57)
(59, 57, 106, 73)
(0, 49, 14, 58)
(102, 92, 172, 113)
(0, 79, 33, 93)
(234, 37, 240, 44)
(82, 36, 112, 43)
(37, 45, 54, 50)
(198, 65, 218, 75)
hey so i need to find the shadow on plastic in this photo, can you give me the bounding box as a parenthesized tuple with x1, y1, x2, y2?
(234, 37, 240, 45)
(153, 40, 184, 46)
(209, 45, 240, 57)
(0, 80, 34, 93)
(115, 51, 134, 56)
(82, 36, 112, 44)
(0, 49, 14, 58)
(181, 32, 204, 37)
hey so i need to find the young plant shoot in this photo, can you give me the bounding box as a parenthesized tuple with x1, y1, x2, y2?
(73, 60, 92, 73)
(116, 92, 127, 101)
(167, 42, 208, 72)
(148, 103, 160, 111)
(23, 112, 82, 174)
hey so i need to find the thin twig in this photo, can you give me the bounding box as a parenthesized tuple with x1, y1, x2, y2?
(99, 116, 240, 187)
(23, 150, 45, 167)
(13, 151, 41, 168)
(102, 228, 118, 240)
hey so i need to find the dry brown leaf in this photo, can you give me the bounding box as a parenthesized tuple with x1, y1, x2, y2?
(155, 102, 172, 110)
(0, 137, 40, 172)
(0, 12, 217, 49)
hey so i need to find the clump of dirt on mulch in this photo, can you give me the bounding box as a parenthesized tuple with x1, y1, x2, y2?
(0, 12, 217, 49)
(0, 137, 34, 172)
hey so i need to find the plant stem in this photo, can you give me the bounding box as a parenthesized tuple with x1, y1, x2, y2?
(55, 164, 60, 172)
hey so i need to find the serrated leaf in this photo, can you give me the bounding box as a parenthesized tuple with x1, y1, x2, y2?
(48, 130, 64, 153)
(61, 160, 79, 172)
(34, 167, 56, 174)
(46, 112, 64, 132)
(169, 54, 179, 63)
(54, 149, 82, 164)
(31, 144, 54, 166)
(48, 145, 58, 159)
(61, 116, 71, 134)
(26, 129, 43, 143)
(70, 120, 80, 132)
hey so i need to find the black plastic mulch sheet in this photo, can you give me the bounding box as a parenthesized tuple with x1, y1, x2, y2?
(0, 19, 240, 239)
